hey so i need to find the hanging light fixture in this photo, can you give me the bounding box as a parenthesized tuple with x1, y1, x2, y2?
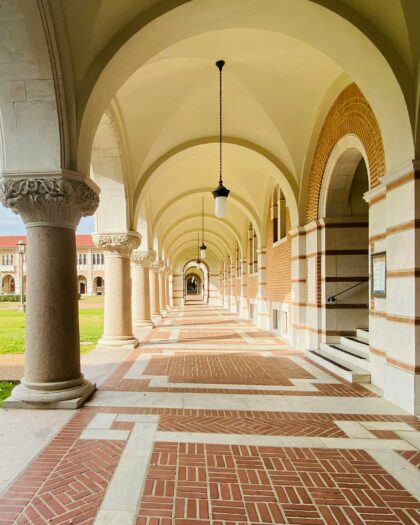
(212, 60, 230, 218)
(196, 233, 201, 264)
(200, 196, 207, 259)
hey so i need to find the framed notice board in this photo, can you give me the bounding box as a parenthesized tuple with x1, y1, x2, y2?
(371, 252, 386, 298)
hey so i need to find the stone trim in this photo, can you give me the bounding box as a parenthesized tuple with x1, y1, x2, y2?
(0, 172, 99, 229)
(93, 232, 141, 257)
(131, 249, 156, 267)
(387, 357, 420, 375)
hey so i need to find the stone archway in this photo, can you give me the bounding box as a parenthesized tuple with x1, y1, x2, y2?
(319, 136, 370, 343)
(93, 276, 105, 296)
(306, 84, 385, 223)
(78, 275, 87, 296)
(2, 275, 15, 294)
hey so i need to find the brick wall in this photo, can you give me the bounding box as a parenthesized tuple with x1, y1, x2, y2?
(266, 208, 291, 303)
(306, 83, 385, 223)
(247, 275, 257, 299)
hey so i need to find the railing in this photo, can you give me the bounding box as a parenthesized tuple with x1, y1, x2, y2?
(327, 280, 367, 303)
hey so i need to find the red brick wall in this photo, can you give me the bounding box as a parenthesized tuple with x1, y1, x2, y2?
(306, 83, 385, 223)
(265, 208, 291, 303)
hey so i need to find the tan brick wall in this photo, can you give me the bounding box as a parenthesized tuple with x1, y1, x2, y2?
(306, 83, 385, 223)
(266, 209, 292, 303)
(247, 275, 257, 299)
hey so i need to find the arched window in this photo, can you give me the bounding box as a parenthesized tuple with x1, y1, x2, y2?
(248, 224, 258, 274)
(272, 185, 279, 243)
(272, 185, 287, 243)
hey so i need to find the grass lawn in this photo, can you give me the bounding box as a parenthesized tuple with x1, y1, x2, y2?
(0, 306, 103, 355)
(0, 382, 15, 407)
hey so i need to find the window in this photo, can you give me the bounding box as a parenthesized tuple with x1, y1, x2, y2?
(272, 186, 279, 244)
(248, 224, 258, 274)
(271, 185, 287, 243)
(235, 243, 241, 277)
(92, 253, 96, 265)
(272, 309, 278, 330)
(101, 254, 105, 264)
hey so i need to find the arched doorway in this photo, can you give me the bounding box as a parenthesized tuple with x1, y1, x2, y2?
(183, 261, 209, 304)
(319, 137, 370, 351)
(78, 275, 87, 296)
(186, 273, 202, 295)
(2, 275, 15, 294)
(93, 276, 105, 296)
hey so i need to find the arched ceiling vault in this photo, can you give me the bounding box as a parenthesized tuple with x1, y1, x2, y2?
(161, 218, 241, 256)
(166, 230, 233, 262)
(76, 0, 415, 177)
(51, 0, 418, 272)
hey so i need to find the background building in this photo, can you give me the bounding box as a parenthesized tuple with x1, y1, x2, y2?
(0, 235, 105, 297)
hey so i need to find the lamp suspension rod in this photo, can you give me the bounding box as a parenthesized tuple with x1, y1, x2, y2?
(202, 196, 204, 243)
(216, 60, 225, 185)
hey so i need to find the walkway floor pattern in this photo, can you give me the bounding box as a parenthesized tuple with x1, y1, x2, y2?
(1, 305, 419, 525)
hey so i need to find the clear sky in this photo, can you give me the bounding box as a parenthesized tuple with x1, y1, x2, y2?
(0, 204, 95, 234)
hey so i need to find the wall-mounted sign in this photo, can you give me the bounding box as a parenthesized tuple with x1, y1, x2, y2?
(371, 252, 386, 298)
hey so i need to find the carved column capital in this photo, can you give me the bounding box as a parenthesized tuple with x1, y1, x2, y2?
(131, 249, 156, 267)
(150, 262, 161, 274)
(93, 232, 141, 257)
(0, 171, 99, 229)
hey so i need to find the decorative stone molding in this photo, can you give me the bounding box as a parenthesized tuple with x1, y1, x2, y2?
(150, 262, 161, 273)
(0, 172, 100, 229)
(93, 232, 141, 257)
(131, 249, 156, 267)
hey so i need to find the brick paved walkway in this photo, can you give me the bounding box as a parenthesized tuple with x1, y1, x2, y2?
(1, 305, 419, 524)
(0, 353, 24, 381)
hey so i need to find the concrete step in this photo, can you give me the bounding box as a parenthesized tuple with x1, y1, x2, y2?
(356, 328, 369, 341)
(340, 335, 369, 354)
(320, 342, 371, 372)
(305, 349, 371, 383)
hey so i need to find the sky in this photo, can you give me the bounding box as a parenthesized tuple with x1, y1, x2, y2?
(0, 204, 95, 234)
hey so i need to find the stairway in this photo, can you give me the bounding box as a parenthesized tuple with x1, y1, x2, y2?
(305, 328, 371, 383)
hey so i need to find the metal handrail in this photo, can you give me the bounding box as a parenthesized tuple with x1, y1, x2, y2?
(327, 280, 367, 303)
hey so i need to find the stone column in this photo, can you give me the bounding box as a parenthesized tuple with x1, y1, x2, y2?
(159, 264, 167, 316)
(131, 249, 156, 327)
(165, 270, 172, 310)
(94, 232, 140, 348)
(0, 172, 99, 408)
(240, 258, 248, 318)
(150, 263, 161, 318)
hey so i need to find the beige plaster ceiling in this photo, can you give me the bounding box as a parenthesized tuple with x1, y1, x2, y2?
(55, 0, 418, 271)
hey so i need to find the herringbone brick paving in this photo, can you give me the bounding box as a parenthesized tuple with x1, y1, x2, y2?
(1, 305, 419, 525)
(137, 442, 420, 524)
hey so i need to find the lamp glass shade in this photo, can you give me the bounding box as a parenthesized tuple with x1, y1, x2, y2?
(214, 196, 228, 218)
(17, 242, 26, 254)
(200, 247, 207, 259)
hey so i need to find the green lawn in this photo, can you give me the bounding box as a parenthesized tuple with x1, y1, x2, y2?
(0, 307, 103, 354)
(0, 382, 15, 407)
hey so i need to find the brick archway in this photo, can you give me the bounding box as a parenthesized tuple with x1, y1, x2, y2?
(306, 83, 385, 223)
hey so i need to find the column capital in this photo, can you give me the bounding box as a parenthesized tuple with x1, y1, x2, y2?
(150, 262, 161, 273)
(131, 249, 156, 267)
(0, 171, 99, 229)
(93, 231, 141, 257)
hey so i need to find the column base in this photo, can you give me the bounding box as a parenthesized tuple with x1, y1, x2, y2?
(98, 335, 139, 348)
(4, 376, 95, 409)
(133, 319, 155, 328)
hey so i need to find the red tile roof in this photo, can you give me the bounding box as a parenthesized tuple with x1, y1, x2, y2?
(0, 235, 94, 248)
